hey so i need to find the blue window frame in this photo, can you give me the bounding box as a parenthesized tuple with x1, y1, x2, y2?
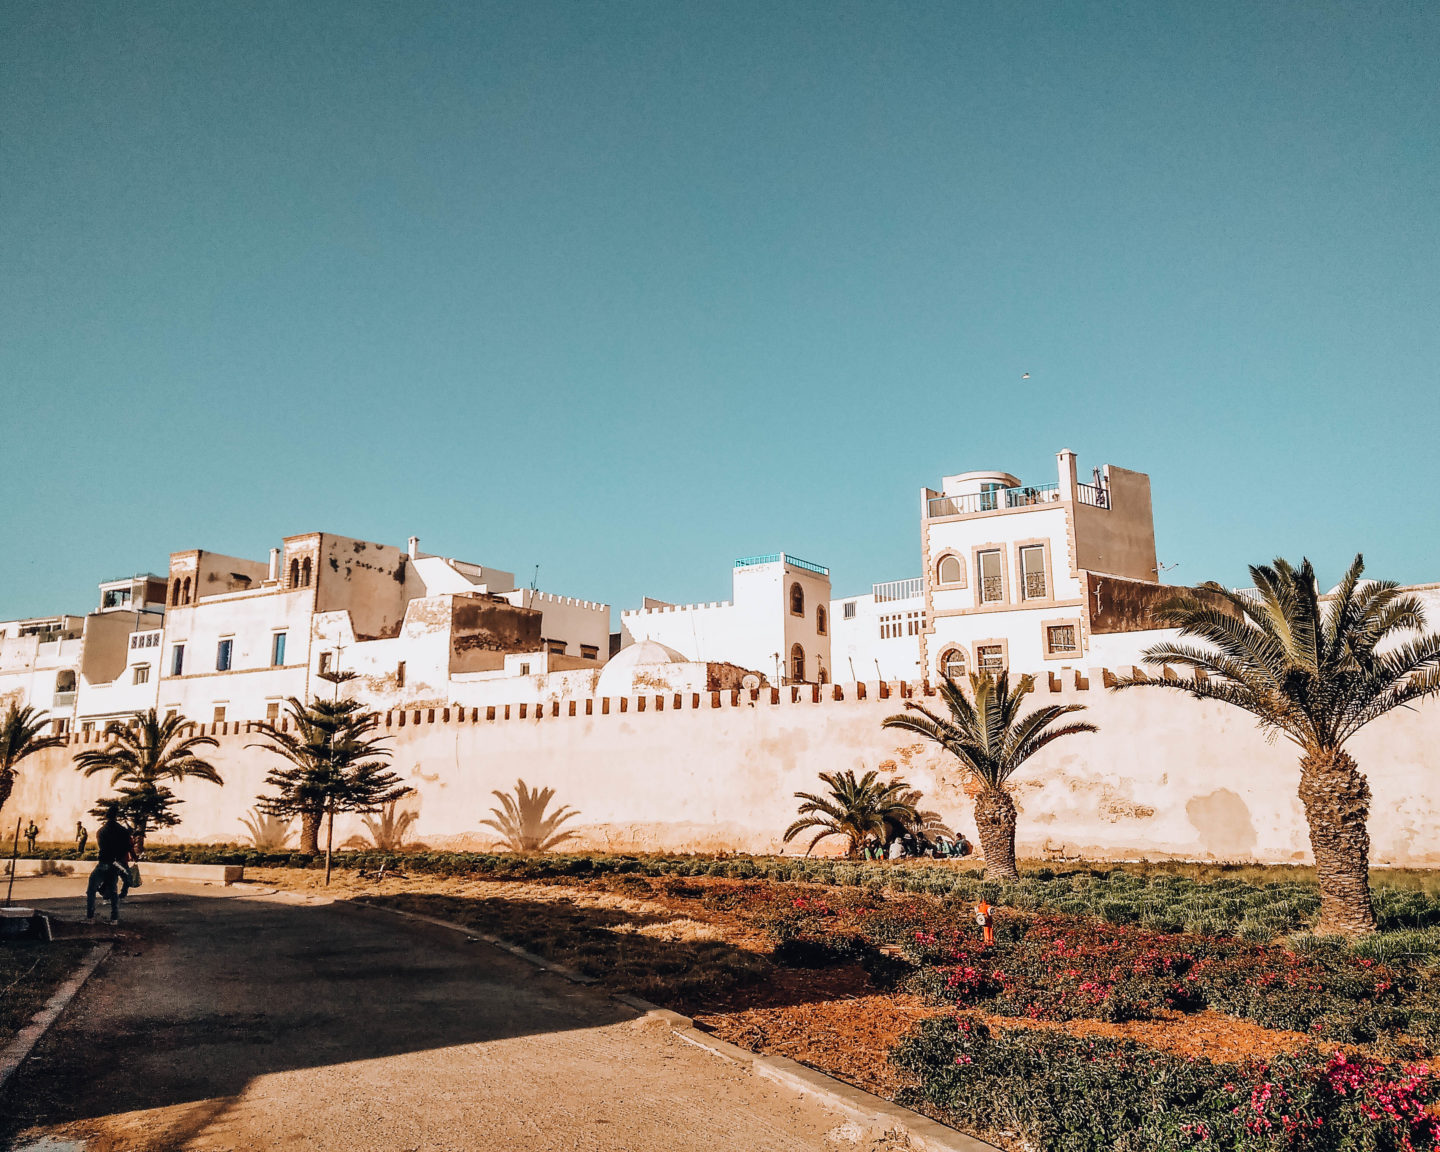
(171, 644, 185, 676)
(216, 639, 233, 672)
(271, 632, 286, 667)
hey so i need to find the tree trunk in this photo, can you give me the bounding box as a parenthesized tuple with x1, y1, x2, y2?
(1298, 747, 1377, 937)
(299, 808, 321, 855)
(0, 769, 12, 818)
(324, 806, 335, 886)
(973, 787, 1019, 881)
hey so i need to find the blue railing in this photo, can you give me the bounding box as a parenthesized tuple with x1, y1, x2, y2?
(734, 553, 830, 576)
(926, 483, 1062, 518)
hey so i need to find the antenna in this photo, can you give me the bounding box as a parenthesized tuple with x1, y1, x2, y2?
(529, 565, 539, 609)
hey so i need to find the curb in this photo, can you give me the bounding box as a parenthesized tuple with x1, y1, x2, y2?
(0, 943, 113, 1094)
(348, 901, 994, 1152)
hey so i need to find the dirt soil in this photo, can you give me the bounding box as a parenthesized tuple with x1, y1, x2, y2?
(254, 869, 1317, 1073)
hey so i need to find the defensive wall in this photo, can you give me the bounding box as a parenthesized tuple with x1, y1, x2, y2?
(8, 669, 1438, 866)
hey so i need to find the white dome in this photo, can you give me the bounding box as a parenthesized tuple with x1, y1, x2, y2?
(595, 639, 688, 696)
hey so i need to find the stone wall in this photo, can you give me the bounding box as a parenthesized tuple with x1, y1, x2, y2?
(7, 674, 1438, 866)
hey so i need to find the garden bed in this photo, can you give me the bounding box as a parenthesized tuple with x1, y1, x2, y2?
(256, 863, 1440, 1151)
(0, 940, 98, 1045)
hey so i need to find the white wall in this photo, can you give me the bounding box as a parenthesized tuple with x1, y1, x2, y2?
(829, 592, 925, 682)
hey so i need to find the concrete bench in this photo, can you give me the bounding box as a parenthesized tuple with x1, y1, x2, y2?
(2, 859, 244, 885)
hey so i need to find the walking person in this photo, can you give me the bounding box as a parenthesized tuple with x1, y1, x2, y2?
(86, 805, 135, 923)
(75, 820, 88, 856)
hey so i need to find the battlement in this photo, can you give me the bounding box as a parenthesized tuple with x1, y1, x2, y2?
(512, 591, 609, 611)
(620, 600, 733, 618)
(58, 666, 1181, 740)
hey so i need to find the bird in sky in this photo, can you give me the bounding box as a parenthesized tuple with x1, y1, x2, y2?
(1021, 372, 1030, 379)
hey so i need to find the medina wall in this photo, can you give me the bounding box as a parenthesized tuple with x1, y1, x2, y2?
(7, 674, 1439, 867)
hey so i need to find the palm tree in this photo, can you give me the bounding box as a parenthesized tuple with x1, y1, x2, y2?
(782, 769, 920, 858)
(251, 694, 412, 882)
(344, 799, 424, 851)
(883, 673, 1096, 880)
(481, 780, 580, 853)
(0, 703, 67, 819)
(74, 710, 223, 852)
(1114, 555, 1440, 937)
(238, 808, 294, 850)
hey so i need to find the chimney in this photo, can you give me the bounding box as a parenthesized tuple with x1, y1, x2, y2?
(268, 549, 280, 581)
(408, 536, 420, 559)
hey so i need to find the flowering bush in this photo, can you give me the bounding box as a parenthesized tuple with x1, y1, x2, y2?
(893, 1014, 1440, 1152)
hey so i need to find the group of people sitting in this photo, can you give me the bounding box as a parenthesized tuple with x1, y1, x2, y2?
(860, 831, 972, 860)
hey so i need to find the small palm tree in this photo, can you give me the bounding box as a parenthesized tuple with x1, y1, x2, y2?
(782, 769, 919, 857)
(75, 710, 223, 852)
(0, 703, 67, 818)
(238, 808, 294, 850)
(481, 780, 579, 853)
(345, 799, 423, 851)
(883, 673, 1096, 879)
(1114, 555, 1440, 937)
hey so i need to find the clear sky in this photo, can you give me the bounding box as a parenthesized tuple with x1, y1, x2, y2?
(2, 1, 1437, 621)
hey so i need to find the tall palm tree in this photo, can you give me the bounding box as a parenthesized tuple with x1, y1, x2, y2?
(1114, 555, 1440, 937)
(481, 780, 579, 853)
(883, 673, 1096, 880)
(783, 769, 920, 858)
(251, 694, 411, 881)
(0, 703, 68, 819)
(74, 710, 223, 852)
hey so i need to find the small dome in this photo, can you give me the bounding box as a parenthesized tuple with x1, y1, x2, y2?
(595, 639, 688, 696)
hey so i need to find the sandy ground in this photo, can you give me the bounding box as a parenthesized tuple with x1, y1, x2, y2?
(0, 877, 911, 1152)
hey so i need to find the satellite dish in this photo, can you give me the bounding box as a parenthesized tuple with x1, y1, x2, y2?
(741, 673, 761, 691)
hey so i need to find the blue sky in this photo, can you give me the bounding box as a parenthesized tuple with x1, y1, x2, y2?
(2, 1, 1437, 619)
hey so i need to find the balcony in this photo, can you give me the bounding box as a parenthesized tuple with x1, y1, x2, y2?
(733, 553, 830, 576)
(1077, 482, 1109, 508)
(873, 577, 922, 603)
(926, 483, 1061, 519)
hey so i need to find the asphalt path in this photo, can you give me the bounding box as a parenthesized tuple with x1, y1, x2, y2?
(0, 877, 874, 1152)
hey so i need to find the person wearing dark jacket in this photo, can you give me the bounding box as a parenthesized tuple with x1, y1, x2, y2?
(86, 805, 135, 922)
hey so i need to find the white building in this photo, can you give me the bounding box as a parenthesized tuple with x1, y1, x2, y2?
(621, 553, 833, 685)
(828, 578, 925, 682)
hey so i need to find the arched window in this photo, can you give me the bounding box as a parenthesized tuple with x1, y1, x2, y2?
(791, 643, 805, 682)
(171, 580, 181, 606)
(301, 557, 312, 587)
(816, 605, 827, 635)
(181, 577, 192, 605)
(936, 555, 964, 585)
(55, 670, 77, 693)
(789, 582, 804, 616)
(288, 559, 299, 588)
(939, 648, 967, 681)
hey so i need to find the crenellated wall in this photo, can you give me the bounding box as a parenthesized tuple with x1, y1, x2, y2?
(7, 671, 1439, 866)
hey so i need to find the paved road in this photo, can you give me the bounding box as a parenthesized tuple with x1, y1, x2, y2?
(1, 878, 874, 1152)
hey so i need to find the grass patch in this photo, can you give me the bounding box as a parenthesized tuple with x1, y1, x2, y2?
(0, 940, 95, 1043)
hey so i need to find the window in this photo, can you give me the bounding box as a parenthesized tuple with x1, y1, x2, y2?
(580, 644, 599, 661)
(977, 644, 1005, 673)
(103, 588, 131, 608)
(978, 549, 1004, 603)
(318, 651, 332, 675)
(181, 577, 192, 604)
(81, 720, 95, 735)
(940, 649, 967, 680)
(843, 601, 856, 620)
(816, 605, 827, 635)
(213, 706, 226, 724)
(171, 580, 182, 607)
(519, 662, 531, 676)
(547, 640, 567, 657)
(271, 632, 286, 666)
(906, 610, 922, 636)
(266, 701, 281, 722)
(789, 582, 805, 616)
(395, 661, 406, 687)
(289, 558, 299, 587)
(1047, 624, 1079, 654)
(790, 643, 805, 682)
(164, 708, 177, 722)
(301, 557, 312, 587)
(171, 643, 185, 675)
(133, 664, 150, 685)
(980, 482, 1003, 511)
(936, 555, 963, 585)
(1020, 545, 1047, 600)
(52, 718, 69, 735)
(216, 639, 233, 672)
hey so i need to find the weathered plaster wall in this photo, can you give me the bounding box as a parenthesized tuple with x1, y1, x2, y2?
(1071, 466, 1158, 582)
(9, 678, 1438, 866)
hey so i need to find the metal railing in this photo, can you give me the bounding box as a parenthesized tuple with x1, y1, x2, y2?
(926, 483, 1061, 518)
(980, 576, 1004, 603)
(53, 691, 76, 707)
(1077, 482, 1108, 508)
(1023, 572, 1048, 599)
(733, 553, 830, 576)
(873, 577, 923, 603)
